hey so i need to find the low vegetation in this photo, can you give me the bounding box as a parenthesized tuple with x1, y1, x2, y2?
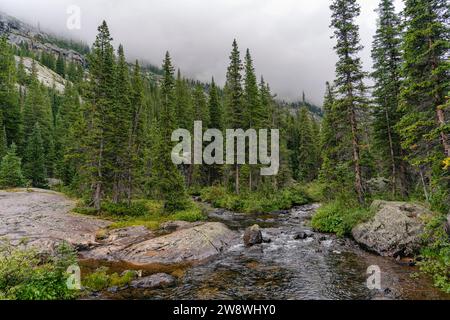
(0, 241, 77, 300)
(311, 198, 373, 237)
(82, 267, 136, 292)
(200, 184, 313, 214)
(419, 215, 450, 293)
(74, 199, 206, 230)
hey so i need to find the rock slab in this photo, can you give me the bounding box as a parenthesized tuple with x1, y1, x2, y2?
(0, 188, 109, 252)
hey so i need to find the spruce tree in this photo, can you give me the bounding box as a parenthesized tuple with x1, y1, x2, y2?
(0, 37, 22, 149)
(127, 60, 147, 200)
(397, 0, 449, 205)
(0, 143, 25, 188)
(397, 0, 449, 164)
(371, 0, 406, 195)
(207, 77, 223, 184)
(56, 54, 66, 78)
(151, 52, 188, 212)
(85, 21, 116, 210)
(24, 123, 47, 188)
(243, 49, 263, 130)
(174, 69, 194, 130)
(297, 107, 316, 182)
(209, 77, 223, 130)
(0, 123, 7, 159)
(330, 0, 368, 202)
(224, 39, 243, 194)
(109, 44, 132, 203)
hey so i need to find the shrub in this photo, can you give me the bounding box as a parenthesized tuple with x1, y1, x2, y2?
(311, 200, 373, 237)
(0, 242, 78, 300)
(101, 201, 149, 217)
(418, 215, 450, 293)
(170, 208, 206, 222)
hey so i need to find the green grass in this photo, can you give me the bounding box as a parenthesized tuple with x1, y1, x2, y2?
(311, 199, 374, 237)
(82, 267, 136, 292)
(200, 184, 313, 214)
(74, 199, 206, 231)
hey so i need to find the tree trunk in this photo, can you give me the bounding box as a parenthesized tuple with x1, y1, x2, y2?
(436, 108, 450, 157)
(93, 136, 104, 211)
(235, 164, 240, 195)
(349, 107, 364, 203)
(384, 96, 397, 196)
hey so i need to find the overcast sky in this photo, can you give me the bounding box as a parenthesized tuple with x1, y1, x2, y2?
(0, 0, 404, 105)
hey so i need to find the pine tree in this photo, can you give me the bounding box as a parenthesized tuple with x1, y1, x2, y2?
(127, 60, 147, 201)
(0, 37, 22, 149)
(243, 49, 263, 130)
(23, 62, 53, 142)
(207, 77, 223, 184)
(0, 122, 7, 159)
(397, 0, 449, 164)
(193, 84, 209, 126)
(371, 0, 406, 196)
(320, 83, 336, 186)
(330, 0, 368, 202)
(109, 44, 132, 203)
(209, 77, 223, 130)
(174, 69, 194, 129)
(56, 54, 66, 78)
(397, 0, 449, 205)
(0, 143, 25, 188)
(224, 39, 243, 194)
(85, 21, 116, 210)
(296, 107, 316, 182)
(24, 123, 47, 188)
(17, 56, 28, 86)
(151, 52, 188, 212)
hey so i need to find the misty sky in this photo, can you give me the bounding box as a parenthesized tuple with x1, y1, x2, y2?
(0, 0, 404, 105)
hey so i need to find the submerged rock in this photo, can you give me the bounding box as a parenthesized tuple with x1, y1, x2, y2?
(130, 273, 175, 289)
(293, 230, 313, 240)
(352, 201, 432, 257)
(243, 224, 263, 247)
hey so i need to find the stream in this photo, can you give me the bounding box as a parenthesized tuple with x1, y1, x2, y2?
(95, 203, 450, 300)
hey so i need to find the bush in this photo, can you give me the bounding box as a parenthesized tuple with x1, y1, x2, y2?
(101, 201, 149, 217)
(0, 242, 78, 300)
(311, 199, 373, 237)
(170, 208, 206, 222)
(418, 215, 450, 293)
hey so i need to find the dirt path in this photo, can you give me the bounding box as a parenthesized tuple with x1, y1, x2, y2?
(0, 188, 109, 251)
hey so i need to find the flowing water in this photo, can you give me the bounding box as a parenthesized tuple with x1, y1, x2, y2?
(99, 204, 450, 300)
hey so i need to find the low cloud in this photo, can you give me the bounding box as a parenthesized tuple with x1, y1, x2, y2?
(0, 0, 404, 104)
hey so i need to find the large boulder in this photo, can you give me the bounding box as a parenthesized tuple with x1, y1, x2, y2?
(243, 224, 263, 247)
(352, 201, 433, 257)
(87, 222, 238, 267)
